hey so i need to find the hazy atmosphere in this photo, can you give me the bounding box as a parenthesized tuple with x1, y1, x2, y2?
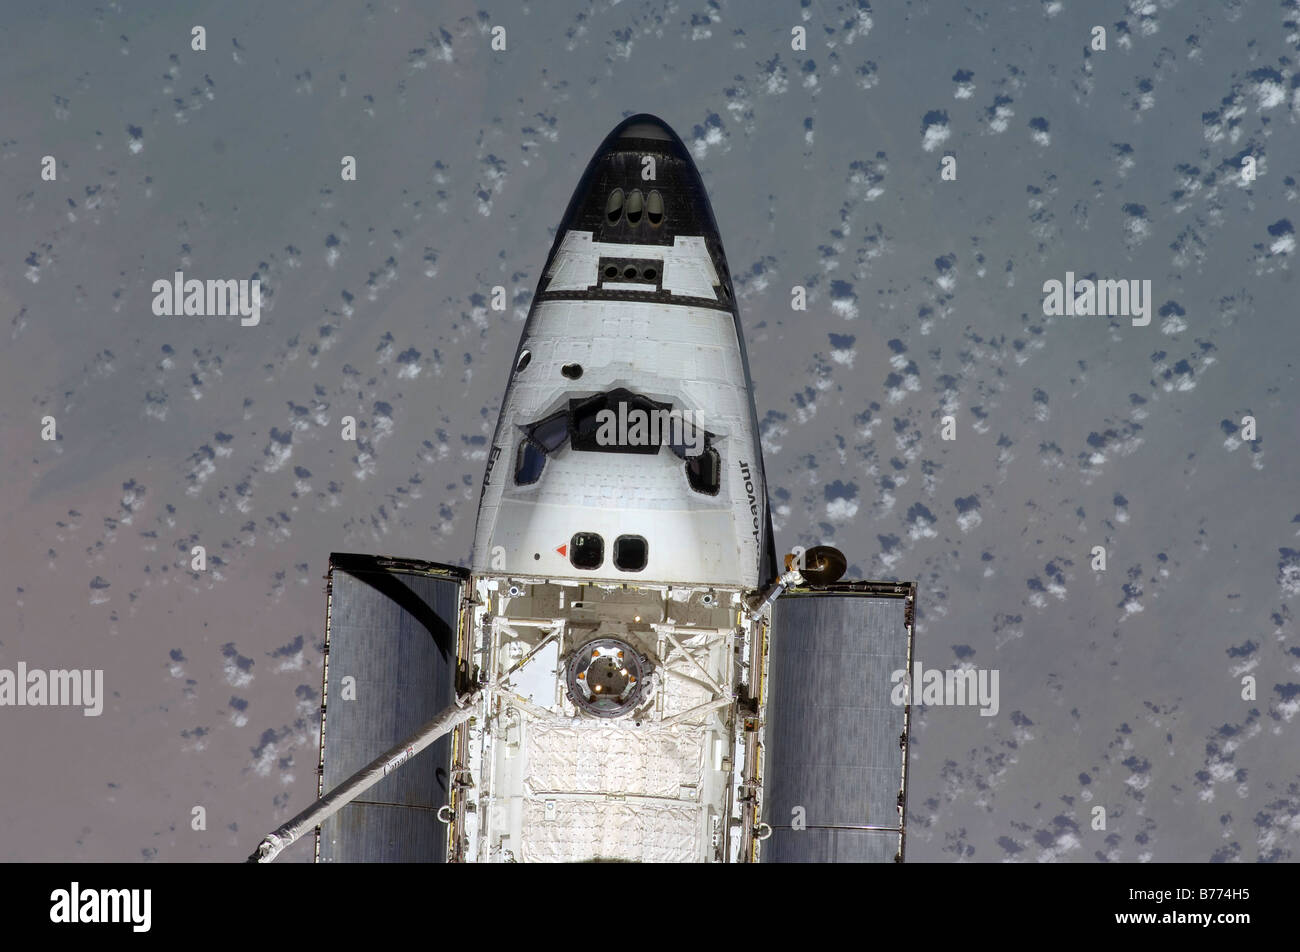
(2, 0, 1298, 862)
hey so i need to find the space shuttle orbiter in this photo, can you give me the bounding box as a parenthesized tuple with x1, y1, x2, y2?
(472, 113, 778, 590)
(252, 115, 915, 864)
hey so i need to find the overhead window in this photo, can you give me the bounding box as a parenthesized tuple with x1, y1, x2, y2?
(570, 532, 604, 570)
(613, 535, 648, 572)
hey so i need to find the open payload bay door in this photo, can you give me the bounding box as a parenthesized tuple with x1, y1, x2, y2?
(759, 581, 916, 863)
(316, 553, 469, 862)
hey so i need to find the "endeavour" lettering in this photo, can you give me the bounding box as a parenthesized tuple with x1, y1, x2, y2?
(738, 460, 761, 547)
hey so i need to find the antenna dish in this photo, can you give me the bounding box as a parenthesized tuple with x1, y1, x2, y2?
(789, 545, 848, 585)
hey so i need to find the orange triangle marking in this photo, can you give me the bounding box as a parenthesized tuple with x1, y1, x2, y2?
(556, 544, 567, 556)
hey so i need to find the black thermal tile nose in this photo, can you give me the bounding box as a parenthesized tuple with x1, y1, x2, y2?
(539, 113, 736, 302)
(617, 116, 674, 141)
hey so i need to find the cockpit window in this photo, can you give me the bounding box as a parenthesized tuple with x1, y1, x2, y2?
(530, 411, 569, 452)
(613, 535, 648, 572)
(513, 390, 719, 492)
(685, 446, 721, 495)
(666, 417, 707, 461)
(570, 532, 604, 569)
(569, 389, 673, 455)
(514, 410, 570, 485)
(515, 440, 546, 485)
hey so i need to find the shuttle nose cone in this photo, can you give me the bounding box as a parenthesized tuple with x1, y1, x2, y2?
(544, 114, 731, 291)
(614, 114, 675, 142)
